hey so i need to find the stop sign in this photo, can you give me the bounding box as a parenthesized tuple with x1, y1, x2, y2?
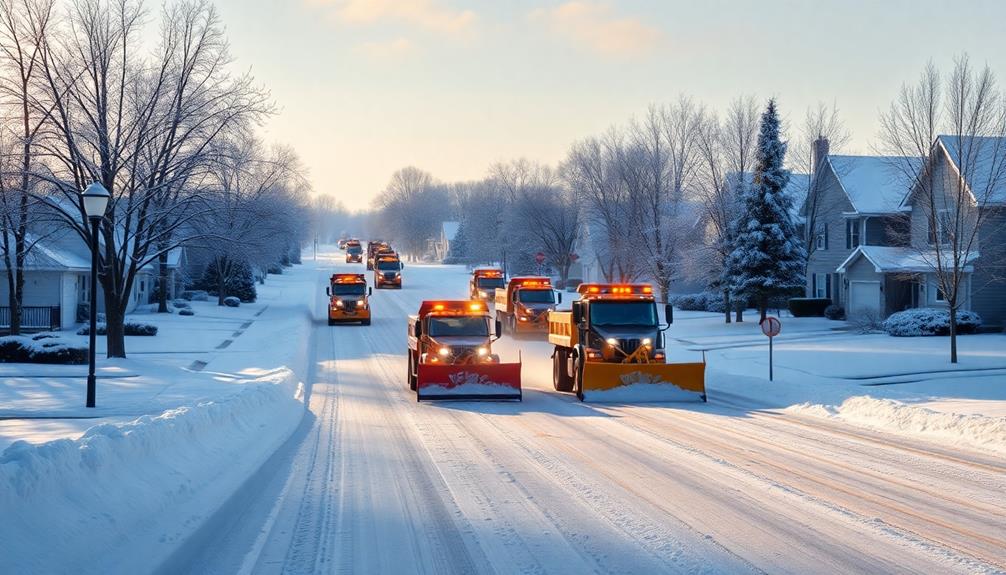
(535, 252, 545, 265)
(569, 252, 579, 262)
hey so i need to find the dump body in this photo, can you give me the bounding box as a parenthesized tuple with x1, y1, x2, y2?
(469, 268, 505, 302)
(374, 253, 403, 289)
(407, 300, 520, 401)
(495, 276, 558, 335)
(327, 273, 371, 325)
(547, 283, 705, 402)
(345, 240, 363, 263)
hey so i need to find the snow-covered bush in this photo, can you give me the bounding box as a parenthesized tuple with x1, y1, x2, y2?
(0, 336, 87, 364)
(77, 321, 158, 336)
(171, 299, 191, 309)
(223, 296, 241, 308)
(192, 261, 257, 303)
(181, 290, 209, 302)
(672, 293, 708, 311)
(883, 308, 982, 337)
(178, 308, 195, 316)
(824, 304, 845, 321)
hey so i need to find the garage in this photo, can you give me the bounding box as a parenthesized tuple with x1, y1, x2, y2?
(849, 281, 881, 318)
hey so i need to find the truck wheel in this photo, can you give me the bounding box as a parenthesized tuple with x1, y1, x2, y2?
(509, 315, 517, 336)
(574, 353, 585, 401)
(408, 355, 417, 390)
(553, 348, 574, 392)
(362, 318, 371, 326)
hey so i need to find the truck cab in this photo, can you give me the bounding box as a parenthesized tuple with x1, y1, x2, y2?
(345, 240, 363, 263)
(469, 268, 505, 302)
(326, 273, 372, 325)
(494, 276, 561, 336)
(374, 254, 403, 289)
(406, 300, 521, 400)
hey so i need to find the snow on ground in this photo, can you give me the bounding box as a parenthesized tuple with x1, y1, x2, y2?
(0, 261, 317, 574)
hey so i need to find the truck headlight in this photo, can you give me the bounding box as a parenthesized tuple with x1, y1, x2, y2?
(335, 300, 344, 308)
(438, 347, 450, 356)
(605, 337, 618, 346)
(477, 347, 488, 356)
(479, 290, 487, 298)
(642, 338, 652, 346)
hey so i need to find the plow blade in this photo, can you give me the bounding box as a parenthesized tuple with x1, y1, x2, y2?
(579, 362, 706, 403)
(416, 363, 522, 401)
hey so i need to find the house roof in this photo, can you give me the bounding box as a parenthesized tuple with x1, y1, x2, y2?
(442, 221, 460, 242)
(826, 155, 920, 214)
(936, 135, 1006, 205)
(836, 245, 978, 274)
(0, 232, 91, 272)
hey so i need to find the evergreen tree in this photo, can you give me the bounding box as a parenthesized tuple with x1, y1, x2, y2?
(723, 99, 806, 320)
(447, 221, 470, 264)
(192, 259, 258, 303)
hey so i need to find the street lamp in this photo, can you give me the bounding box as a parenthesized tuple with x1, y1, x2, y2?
(81, 182, 109, 408)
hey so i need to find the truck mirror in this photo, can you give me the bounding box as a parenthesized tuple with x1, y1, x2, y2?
(495, 320, 503, 339)
(368, 287, 373, 296)
(414, 320, 422, 337)
(665, 303, 673, 325)
(326, 287, 330, 296)
(572, 301, 583, 324)
(556, 292, 562, 304)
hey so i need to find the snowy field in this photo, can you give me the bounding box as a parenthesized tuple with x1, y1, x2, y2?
(2, 246, 1005, 574)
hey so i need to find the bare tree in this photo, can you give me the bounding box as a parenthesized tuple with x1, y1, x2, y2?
(879, 56, 1006, 363)
(373, 166, 445, 259)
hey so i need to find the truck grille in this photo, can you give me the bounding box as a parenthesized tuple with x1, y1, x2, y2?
(383, 273, 396, 280)
(343, 300, 358, 311)
(619, 338, 641, 354)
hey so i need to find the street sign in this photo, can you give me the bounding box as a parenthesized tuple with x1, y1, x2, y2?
(569, 252, 579, 262)
(535, 252, 546, 265)
(759, 317, 782, 381)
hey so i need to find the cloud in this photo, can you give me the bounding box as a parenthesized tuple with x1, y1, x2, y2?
(308, 0, 476, 35)
(530, 1, 661, 57)
(354, 37, 415, 60)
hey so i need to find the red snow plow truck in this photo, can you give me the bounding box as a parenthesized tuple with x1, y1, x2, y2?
(407, 300, 521, 401)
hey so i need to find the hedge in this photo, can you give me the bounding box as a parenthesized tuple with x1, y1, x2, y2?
(77, 321, 158, 336)
(0, 335, 88, 364)
(788, 298, 831, 317)
(883, 308, 982, 337)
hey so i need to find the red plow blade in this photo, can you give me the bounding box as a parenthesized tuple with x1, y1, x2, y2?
(416, 362, 522, 401)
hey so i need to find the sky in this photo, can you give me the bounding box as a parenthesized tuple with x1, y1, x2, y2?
(209, 0, 1006, 208)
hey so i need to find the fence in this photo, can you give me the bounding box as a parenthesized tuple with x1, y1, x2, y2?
(0, 306, 61, 331)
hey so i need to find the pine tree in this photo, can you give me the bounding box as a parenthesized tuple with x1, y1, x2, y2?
(724, 99, 806, 320)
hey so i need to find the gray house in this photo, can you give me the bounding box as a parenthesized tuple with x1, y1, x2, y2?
(807, 136, 1006, 327)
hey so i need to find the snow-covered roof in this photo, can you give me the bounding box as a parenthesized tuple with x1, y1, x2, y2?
(936, 135, 1006, 205)
(0, 232, 91, 272)
(442, 221, 460, 242)
(827, 155, 919, 214)
(836, 245, 978, 274)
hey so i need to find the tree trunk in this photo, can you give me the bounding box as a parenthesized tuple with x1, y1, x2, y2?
(657, 276, 671, 308)
(723, 289, 731, 324)
(103, 290, 127, 358)
(759, 296, 768, 322)
(949, 304, 958, 364)
(157, 251, 170, 313)
(735, 301, 743, 323)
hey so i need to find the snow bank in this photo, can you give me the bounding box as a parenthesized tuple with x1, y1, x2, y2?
(787, 396, 1006, 455)
(0, 368, 304, 575)
(582, 382, 705, 403)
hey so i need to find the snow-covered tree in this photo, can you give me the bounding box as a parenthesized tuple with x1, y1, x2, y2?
(723, 99, 806, 320)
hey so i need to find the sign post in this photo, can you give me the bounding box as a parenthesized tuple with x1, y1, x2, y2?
(535, 252, 545, 275)
(759, 316, 782, 381)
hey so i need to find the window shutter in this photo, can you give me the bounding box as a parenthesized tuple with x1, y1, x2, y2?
(812, 273, 817, 296)
(824, 224, 829, 250)
(826, 274, 832, 299)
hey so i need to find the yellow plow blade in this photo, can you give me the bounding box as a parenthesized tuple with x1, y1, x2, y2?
(579, 361, 706, 403)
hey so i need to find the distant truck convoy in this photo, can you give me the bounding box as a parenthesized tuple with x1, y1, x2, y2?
(345, 240, 363, 263)
(327, 273, 372, 325)
(366, 241, 390, 270)
(407, 300, 521, 401)
(494, 276, 561, 336)
(469, 268, 505, 302)
(547, 283, 705, 402)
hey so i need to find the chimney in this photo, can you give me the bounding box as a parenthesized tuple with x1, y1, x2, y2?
(813, 137, 830, 174)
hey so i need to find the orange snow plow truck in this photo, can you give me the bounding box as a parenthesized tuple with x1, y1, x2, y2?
(407, 300, 521, 401)
(494, 276, 561, 336)
(326, 274, 372, 325)
(547, 283, 705, 402)
(469, 268, 504, 302)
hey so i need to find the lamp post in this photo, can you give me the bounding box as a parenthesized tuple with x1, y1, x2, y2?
(81, 182, 110, 408)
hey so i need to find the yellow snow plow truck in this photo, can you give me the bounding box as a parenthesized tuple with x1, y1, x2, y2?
(547, 283, 705, 402)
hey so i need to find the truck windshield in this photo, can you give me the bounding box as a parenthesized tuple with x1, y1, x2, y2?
(377, 260, 401, 271)
(517, 289, 555, 304)
(427, 316, 489, 337)
(332, 283, 366, 296)
(590, 302, 658, 327)
(476, 277, 504, 289)
(347, 245, 362, 254)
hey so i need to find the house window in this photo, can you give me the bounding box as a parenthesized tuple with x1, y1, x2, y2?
(846, 218, 860, 249)
(929, 209, 952, 245)
(812, 273, 830, 299)
(815, 223, 828, 251)
(935, 284, 946, 302)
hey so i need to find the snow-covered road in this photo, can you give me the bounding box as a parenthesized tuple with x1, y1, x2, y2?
(161, 255, 1006, 574)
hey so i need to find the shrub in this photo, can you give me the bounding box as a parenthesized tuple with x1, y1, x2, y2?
(0, 336, 88, 364)
(191, 260, 257, 303)
(267, 263, 284, 275)
(181, 290, 209, 302)
(178, 308, 195, 316)
(672, 293, 708, 311)
(789, 298, 832, 317)
(823, 304, 846, 321)
(223, 296, 241, 308)
(884, 308, 982, 337)
(171, 299, 191, 309)
(77, 321, 158, 336)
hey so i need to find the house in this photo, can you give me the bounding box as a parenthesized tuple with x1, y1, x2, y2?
(0, 231, 187, 332)
(809, 136, 1006, 327)
(434, 221, 460, 262)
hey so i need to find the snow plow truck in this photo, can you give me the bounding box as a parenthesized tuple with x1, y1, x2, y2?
(469, 268, 505, 303)
(327, 274, 372, 325)
(374, 251, 403, 289)
(494, 276, 561, 336)
(407, 300, 521, 401)
(345, 240, 363, 263)
(547, 283, 705, 402)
